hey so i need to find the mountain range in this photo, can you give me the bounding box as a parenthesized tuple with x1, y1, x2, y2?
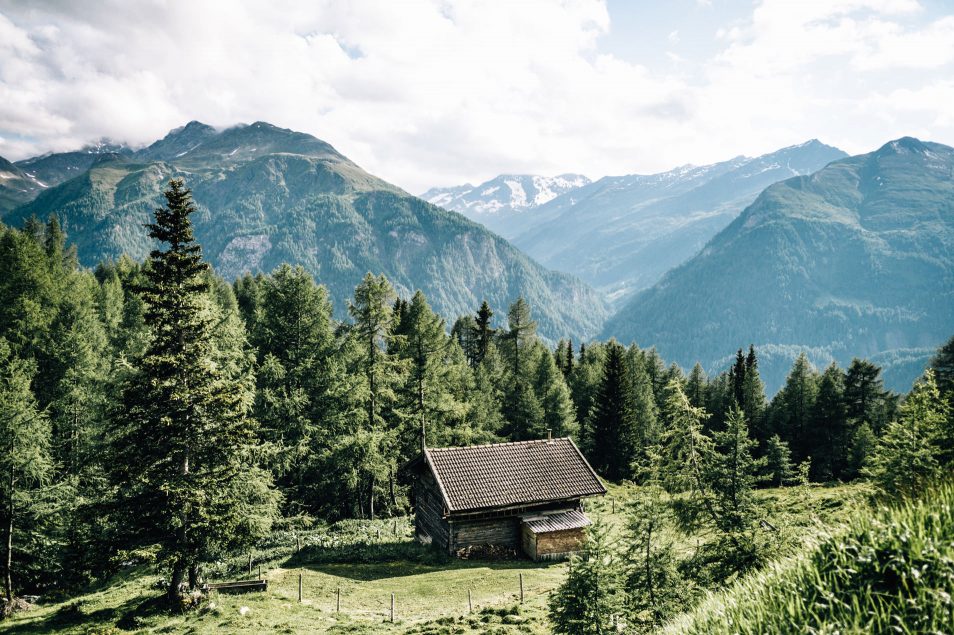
(510, 141, 848, 303)
(0, 122, 608, 341)
(421, 173, 590, 236)
(602, 137, 954, 393)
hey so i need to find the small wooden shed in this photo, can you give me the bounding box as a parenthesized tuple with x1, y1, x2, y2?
(412, 437, 605, 558)
(521, 508, 591, 561)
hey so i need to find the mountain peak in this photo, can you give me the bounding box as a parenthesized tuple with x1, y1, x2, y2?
(876, 136, 931, 156)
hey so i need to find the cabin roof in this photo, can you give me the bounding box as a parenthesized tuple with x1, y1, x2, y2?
(423, 437, 605, 514)
(521, 508, 591, 534)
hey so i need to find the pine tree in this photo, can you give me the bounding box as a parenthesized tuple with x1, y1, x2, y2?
(110, 180, 278, 603)
(865, 370, 949, 497)
(931, 335, 954, 397)
(658, 379, 712, 499)
(501, 298, 542, 440)
(472, 300, 495, 365)
(392, 290, 467, 456)
(450, 315, 479, 367)
(548, 517, 624, 635)
(770, 353, 819, 465)
(533, 348, 577, 439)
(730, 348, 746, 407)
(564, 338, 574, 377)
(741, 346, 767, 443)
(0, 340, 51, 603)
(707, 407, 765, 532)
(502, 297, 536, 380)
(763, 435, 795, 487)
(809, 364, 847, 481)
(844, 358, 892, 434)
(625, 345, 659, 480)
(585, 341, 639, 480)
(686, 363, 708, 410)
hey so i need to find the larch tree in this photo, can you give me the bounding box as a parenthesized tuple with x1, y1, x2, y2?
(110, 179, 278, 604)
(0, 340, 51, 604)
(548, 516, 624, 635)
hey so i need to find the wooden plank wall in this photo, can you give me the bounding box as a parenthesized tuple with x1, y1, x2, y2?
(450, 517, 520, 552)
(414, 473, 451, 552)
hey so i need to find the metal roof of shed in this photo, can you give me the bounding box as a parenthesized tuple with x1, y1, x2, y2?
(521, 509, 591, 534)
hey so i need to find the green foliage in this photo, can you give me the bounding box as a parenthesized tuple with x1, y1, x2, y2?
(865, 370, 949, 498)
(548, 517, 624, 635)
(584, 341, 639, 480)
(623, 484, 689, 631)
(0, 339, 52, 601)
(109, 179, 279, 601)
(664, 480, 954, 635)
(763, 435, 795, 487)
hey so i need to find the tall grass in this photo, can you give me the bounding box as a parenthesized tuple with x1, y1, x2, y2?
(664, 481, 954, 634)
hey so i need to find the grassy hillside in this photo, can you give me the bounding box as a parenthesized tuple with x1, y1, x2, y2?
(1, 484, 868, 634)
(663, 480, 954, 634)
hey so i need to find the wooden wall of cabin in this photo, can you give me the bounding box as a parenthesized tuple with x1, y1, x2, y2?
(449, 517, 520, 552)
(414, 472, 450, 552)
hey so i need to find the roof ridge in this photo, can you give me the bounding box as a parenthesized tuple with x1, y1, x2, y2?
(427, 437, 570, 452)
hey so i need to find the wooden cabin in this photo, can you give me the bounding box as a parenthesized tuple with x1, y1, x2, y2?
(412, 436, 606, 559)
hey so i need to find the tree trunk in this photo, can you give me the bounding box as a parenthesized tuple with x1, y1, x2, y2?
(4, 468, 14, 603)
(369, 475, 375, 520)
(168, 562, 185, 605)
(188, 563, 199, 590)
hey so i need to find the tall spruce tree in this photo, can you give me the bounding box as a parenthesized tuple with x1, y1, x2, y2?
(472, 300, 495, 366)
(585, 340, 639, 480)
(741, 346, 767, 443)
(686, 363, 708, 410)
(770, 353, 819, 465)
(809, 364, 848, 481)
(110, 180, 278, 603)
(931, 335, 954, 397)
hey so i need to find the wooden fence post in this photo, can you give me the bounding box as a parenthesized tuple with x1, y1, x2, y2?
(390, 592, 395, 623)
(336, 586, 341, 612)
(519, 573, 524, 603)
(612, 498, 615, 514)
(468, 589, 473, 613)
(248, 553, 252, 576)
(298, 572, 303, 603)
(258, 565, 262, 580)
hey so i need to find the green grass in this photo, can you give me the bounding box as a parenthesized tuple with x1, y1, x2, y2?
(0, 483, 869, 634)
(662, 480, 954, 634)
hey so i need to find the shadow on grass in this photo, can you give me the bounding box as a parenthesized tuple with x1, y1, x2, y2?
(0, 593, 166, 635)
(284, 539, 562, 581)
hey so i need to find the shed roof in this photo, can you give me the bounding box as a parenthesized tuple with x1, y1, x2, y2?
(521, 509, 591, 534)
(423, 437, 605, 514)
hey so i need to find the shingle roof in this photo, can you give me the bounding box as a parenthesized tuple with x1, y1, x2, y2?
(521, 509, 591, 534)
(424, 437, 606, 514)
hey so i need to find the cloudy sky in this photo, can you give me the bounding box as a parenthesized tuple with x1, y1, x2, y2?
(1, 0, 953, 192)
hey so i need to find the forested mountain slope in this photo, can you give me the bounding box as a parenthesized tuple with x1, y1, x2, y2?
(5, 122, 608, 340)
(602, 137, 954, 393)
(513, 141, 847, 303)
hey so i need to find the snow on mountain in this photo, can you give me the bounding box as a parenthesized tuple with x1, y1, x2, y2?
(421, 174, 590, 235)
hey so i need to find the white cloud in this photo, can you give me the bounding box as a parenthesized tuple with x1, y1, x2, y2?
(0, 0, 953, 192)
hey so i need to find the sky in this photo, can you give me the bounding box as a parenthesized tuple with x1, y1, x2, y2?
(1, 0, 953, 193)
